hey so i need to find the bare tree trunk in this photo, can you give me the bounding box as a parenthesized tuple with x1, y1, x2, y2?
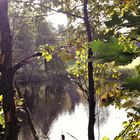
(83, 0, 96, 140)
(0, 0, 19, 139)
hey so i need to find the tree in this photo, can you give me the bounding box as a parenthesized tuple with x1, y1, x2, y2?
(1, 0, 126, 139)
(0, 0, 19, 139)
(83, 0, 95, 139)
(34, 0, 109, 139)
(0, 0, 42, 139)
(90, 1, 140, 139)
(47, 1, 108, 139)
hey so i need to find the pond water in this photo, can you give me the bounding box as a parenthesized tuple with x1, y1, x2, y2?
(18, 81, 127, 140)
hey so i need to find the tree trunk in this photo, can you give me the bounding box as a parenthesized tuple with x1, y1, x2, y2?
(83, 0, 96, 140)
(0, 0, 19, 139)
(0, 1, 43, 139)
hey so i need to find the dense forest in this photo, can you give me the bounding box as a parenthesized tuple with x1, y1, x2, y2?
(0, 0, 140, 140)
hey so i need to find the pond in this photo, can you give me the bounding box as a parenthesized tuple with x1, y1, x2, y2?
(18, 80, 127, 140)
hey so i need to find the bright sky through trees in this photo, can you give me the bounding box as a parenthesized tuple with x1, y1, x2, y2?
(47, 13, 67, 28)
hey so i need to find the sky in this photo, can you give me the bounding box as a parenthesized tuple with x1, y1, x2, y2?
(47, 13, 68, 28)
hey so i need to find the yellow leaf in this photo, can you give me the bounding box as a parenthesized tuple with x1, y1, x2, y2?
(102, 136, 110, 140)
(45, 54, 52, 62)
(49, 46, 55, 51)
(42, 50, 52, 62)
(16, 100, 23, 106)
(0, 95, 3, 102)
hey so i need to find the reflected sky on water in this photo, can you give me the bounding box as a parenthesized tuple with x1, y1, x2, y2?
(18, 79, 127, 140)
(48, 103, 127, 140)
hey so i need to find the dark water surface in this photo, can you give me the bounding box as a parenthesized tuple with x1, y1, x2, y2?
(18, 81, 127, 140)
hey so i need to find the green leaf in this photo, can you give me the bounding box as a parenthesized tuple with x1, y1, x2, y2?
(127, 112, 140, 120)
(114, 52, 136, 66)
(90, 38, 124, 63)
(122, 75, 140, 91)
(123, 12, 140, 25)
(90, 38, 139, 65)
(105, 12, 122, 27)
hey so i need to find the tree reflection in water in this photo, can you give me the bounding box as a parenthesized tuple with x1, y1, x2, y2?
(18, 80, 127, 140)
(18, 55, 126, 140)
(18, 73, 81, 140)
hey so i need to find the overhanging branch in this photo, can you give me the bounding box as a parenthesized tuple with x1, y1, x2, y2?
(44, 6, 84, 19)
(14, 1, 84, 19)
(14, 81, 39, 140)
(13, 52, 42, 74)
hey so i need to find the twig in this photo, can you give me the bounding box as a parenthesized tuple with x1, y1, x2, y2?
(97, 98, 100, 140)
(70, 78, 89, 100)
(14, 81, 39, 140)
(33, 117, 49, 138)
(114, 118, 134, 140)
(130, 37, 140, 42)
(67, 132, 78, 140)
(61, 134, 65, 140)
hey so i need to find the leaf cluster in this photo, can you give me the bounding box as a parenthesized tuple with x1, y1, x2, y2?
(90, 38, 138, 66)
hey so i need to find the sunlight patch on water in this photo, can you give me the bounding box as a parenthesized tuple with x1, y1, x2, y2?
(98, 105, 127, 140)
(48, 103, 127, 140)
(48, 103, 88, 140)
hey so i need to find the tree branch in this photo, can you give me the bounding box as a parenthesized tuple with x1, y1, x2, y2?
(70, 78, 89, 100)
(14, 0, 84, 19)
(44, 6, 84, 19)
(114, 118, 134, 140)
(14, 81, 39, 140)
(13, 52, 42, 74)
(130, 37, 140, 42)
(67, 132, 78, 140)
(118, 21, 140, 28)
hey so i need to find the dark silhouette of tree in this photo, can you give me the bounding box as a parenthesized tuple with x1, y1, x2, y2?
(0, 0, 41, 139)
(83, 0, 96, 139)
